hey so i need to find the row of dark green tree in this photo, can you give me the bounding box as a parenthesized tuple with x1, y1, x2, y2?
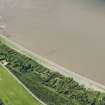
(0, 41, 105, 105)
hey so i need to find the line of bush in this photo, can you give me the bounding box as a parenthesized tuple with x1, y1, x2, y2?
(0, 41, 105, 105)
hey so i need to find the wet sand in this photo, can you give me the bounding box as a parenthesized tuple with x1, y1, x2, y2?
(0, 0, 105, 85)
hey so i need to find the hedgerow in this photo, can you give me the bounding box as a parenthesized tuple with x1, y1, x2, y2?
(0, 41, 105, 105)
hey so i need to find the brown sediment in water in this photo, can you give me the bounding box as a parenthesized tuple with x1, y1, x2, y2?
(0, 0, 105, 85)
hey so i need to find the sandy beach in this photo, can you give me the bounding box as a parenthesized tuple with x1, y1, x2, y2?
(0, 0, 105, 85)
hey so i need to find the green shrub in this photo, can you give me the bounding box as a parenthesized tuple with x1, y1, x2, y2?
(0, 99, 4, 105)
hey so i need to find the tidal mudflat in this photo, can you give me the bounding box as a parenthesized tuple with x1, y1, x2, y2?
(0, 0, 105, 85)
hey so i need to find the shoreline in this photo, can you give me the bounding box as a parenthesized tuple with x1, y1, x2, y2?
(0, 35, 105, 92)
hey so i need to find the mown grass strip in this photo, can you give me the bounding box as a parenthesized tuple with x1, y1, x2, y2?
(0, 64, 41, 105)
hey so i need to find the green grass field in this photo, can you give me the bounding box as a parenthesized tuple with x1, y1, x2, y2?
(0, 65, 41, 105)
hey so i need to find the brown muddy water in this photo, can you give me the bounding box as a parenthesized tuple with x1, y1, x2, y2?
(0, 0, 105, 85)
